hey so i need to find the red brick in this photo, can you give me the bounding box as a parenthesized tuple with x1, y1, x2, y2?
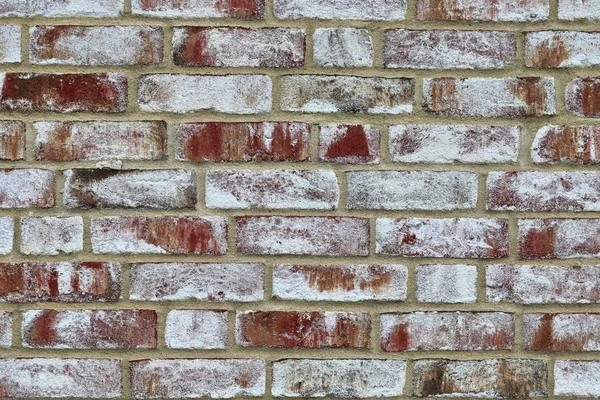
(0, 311, 11, 347)
(319, 124, 380, 164)
(524, 313, 600, 351)
(416, 0, 549, 21)
(22, 309, 157, 349)
(532, 125, 600, 164)
(519, 219, 600, 259)
(173, 27, 304, 67)
(0, 169, 55, 208)
(566, 77, 600, 117)
(0, 73, 127, 113)
(0, 262, 121, 303)
(91, 216, 227, 255)
(0, 121, 24, 161)
(132, 0, 265, 18)
(381, 312, 514, 351)
(236, 216, 369, 256)
(236, 311, 370, 348)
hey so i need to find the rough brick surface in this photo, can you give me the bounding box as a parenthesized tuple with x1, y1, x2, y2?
(519, 219, 600, 259)
(524, 313, 600, 351)
(566, 77, 600, 117)
(532, 125, 600, 164)
(416, 264, 477, 303)
(0, 217, 13, 255)
(0, 311, 11, 348)
(558, 0, 600, 20)
(319, 124, 380, 164)
(0, 0, 124, 17)
(313, 28, 373, 67)
(0, 26, 20, 63)
(0, 169, 55, 208)
(274, 0, 407, 20)
(526, 31, 600, 68)
(165, 310, 228, 349)
(132, 0, 265, 18)
(416, 0, 549, 21)
(555, 361, 600, 397)
(20, 216, 83, 256)
(0, 121, 25, 161)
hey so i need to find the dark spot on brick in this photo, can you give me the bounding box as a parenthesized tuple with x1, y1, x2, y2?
(324, 125, 371, 160)
(418, 361, 448, 396)
(26, 309, 59, 347)
(382, 322, 409, 351)
(529, 35, 571, 67)
(511, 77, 548, 116)
(520, 222, 557, 259)
(426, 78, 457, 113)
(530, 314, 554, 351)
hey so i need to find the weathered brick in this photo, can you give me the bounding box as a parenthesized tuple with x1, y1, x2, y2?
(566, 77, 600, 117)
(129, 263, 263, 302)
(272, 359, 406, 397)
(0, 0, 124, 17)
(558, 0, 600, 20)
(0, 26, 20, 63)
(138, 74, 271, 114)
(20, 217, 83, 256)
(23, 309, 157, 349)
(424, 77, 556, 117)
(0, 217, 13, 255)
(34, 121, 167, 161)
(524, 313, 600, 351)
(0, 169, 55, 208)
(381, 312, 514, 351)
(131, 359, 266, 399)
(30, 26, 163, 66)
(390, 125, 520, 164)
(206, 169, 339, 210)
(526, 31, 600, 68)
(487, 264, 600, 304)
(176, 122, 310, 162)
(165, 310, 228, 349)
(519, 219, 600, 259)
(347, 171, 477, 210)
(236, 216, 369, 256)
(416, 264, 477, 303)
(532, 125, 600, 164)
(416, 0, 549, 21)
(0, 358, 122, 398)
(413, 359, 547, 398)
(0, 73, 127, 113)
(377, 218, 509, 258)
(487, 171, 600, 211)
(174, 27, 304, 67)
(0, 311, 11, 348)
(64, 169, 197, 209)
(385, 30, 516, 69)
(0, 121, 24, 161)
(313, 28, 373, 67)
(275, 0, 407, 20)
(0, 262, 121, 303)
(272, 264, 408, 301)
(91, 216, 227, 255)
(236, 311, 370, 348)
(555, 361, 600, 397)
(132, 0, 265, 18)
(319, 124, 380, 164)
(280, 75, 414, 114)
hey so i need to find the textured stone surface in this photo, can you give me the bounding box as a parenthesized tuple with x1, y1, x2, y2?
(555, 361, 600, 397)
(416, 264, 477, 303)
(524, 313, 600, 351)
(566, 77, 600, 117)
(519, 219, 600, 259)
(314, 28, 373, 67)
(319, 124, 380, 164)
(20, 217, 83, 256)
(526, 31, 600, 68)
(274, 0, 407, 20)
(417, 0, 549, 21)
(132, 0, 265, 18)
(165, 310, 228, 349)
(0, 169, 55, 208)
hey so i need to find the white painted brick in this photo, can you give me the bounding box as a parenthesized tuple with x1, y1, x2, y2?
(0, 217, 13, 255)
(0, 0, 124, 17)
(20, 217, 83, 256)
(559, 0, 600, 20)
(416, 264, 477, 303)
(526, 31, 600, 67)
(313, 28, 373, 67)
(0, 311, 11, 348)
(0, 26, 20, 63)
(165, 310, 228, 349)
(275, 0, 407, 20)
(555, 361, 600, 397)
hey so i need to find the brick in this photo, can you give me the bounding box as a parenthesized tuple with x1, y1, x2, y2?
(555, 361, 600, 397)
(519, 219, 600, 259)
(30, 26, 163, 66)
(424, 77, 556, 117)
(416, 264, 477, 303)
(524, 313, 600, 351)
(532, 125, 600, 164)
(236, 216, 369, 256)
(487, 264, 600, 304)
(559, 0, 600, 20)
(64, 169, 197, 209)
(275, 0, 407, 20)
(0, 262, 121, 303)
(487, 171, 600, 211)
(413, 359, 547, 398)
(385, 30, 516, 69)
(131, 359, 265, 399)
(377, 218, 509, 258)
(390, 125, 520, 164)
(138, 74, 271, 114)
(347, 171, 477, 210)
(280, 75, 414, 114)
(0, 358, 122, 398)
(416, 0, 549, 21)
(0, 26, 20, 63)
(566, 77, 600, 117)
(0, 169, 55, 208)
(131, 0, 265, 18)
(0, 0, 124, 17)
(272, 359, 406, 397)
(526, 31, 600, 68)
(20, 217, 83, 256)
(165, 310, 228, 349)
(319, 124, 380, 164)
(0, 73, 127, 113)
(0, 121, 24, 160)
(173, 27, 304, 67)
(0, 311, 11, 347)
(382, 312, 514, 352)
(23, 309, 156, 349)
(0, 217, 13, 255)
(129, 263, 263, 302)
(91, 216, 227, 255)
(34, 121, 167, 161)
(206, 169, 339, 209)
(236, 311, 370, 348)
(176, 122, 310, 162)
(272, 264, 408, 301)
(313, 28, 373, 67)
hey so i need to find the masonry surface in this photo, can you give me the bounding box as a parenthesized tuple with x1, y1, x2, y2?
(0, 0, 599, 398)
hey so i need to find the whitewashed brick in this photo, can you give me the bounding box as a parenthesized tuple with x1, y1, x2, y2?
(275, 0, 407, 20)
(165, 310, 228, 349)
(313, 28, 373, 67)
(416, 264, 477, 303)
(20, 217, 83, 256)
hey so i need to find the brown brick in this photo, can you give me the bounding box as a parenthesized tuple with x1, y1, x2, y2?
(566, 77, 600, 117)
(0, 121, 25, 161)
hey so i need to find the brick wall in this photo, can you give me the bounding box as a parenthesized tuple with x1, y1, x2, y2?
(0, 0, 598, 398)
